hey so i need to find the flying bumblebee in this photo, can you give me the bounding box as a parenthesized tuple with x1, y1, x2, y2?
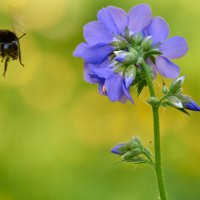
(0, 30, 26, 77)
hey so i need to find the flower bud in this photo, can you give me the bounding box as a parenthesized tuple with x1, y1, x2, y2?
(170, 76, 185, 93)
(148, 97, 159, 106)
(111, 143, 130, 155)
(167, 96, 183, 108)
(115, 50, 138, 65)
(134, 33, 143, 45)
(184, 100, 200, 111)
(122, 148, 142, 159)
(141, 36, 153, 50)
(162, 85, 168, 94)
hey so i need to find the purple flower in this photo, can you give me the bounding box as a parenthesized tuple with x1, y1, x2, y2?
(73, 4, 188, 103)
(143, 17, 188, 78)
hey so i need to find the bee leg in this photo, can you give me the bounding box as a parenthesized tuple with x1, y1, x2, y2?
(1, 57, 5, 62)
(18, 45, 24, 67)
(3, 57, 10, 77)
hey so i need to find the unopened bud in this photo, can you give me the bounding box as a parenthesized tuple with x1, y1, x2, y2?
(115, 50, 138, 65)
(141, 36, 153, 50)
(162, 85, 168, 94)
(167, 96, 183, 108)
(170, 76, 185, 93)
(148, 97, 159, 106)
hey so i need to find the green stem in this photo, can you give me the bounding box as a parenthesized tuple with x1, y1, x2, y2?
(141, 59, 168, 200)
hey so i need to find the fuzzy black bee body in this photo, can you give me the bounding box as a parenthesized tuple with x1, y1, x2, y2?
(0, 30, 25, 76)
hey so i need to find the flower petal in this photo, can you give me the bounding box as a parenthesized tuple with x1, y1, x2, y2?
(92, 59, 114, 78)
(159, 36, 188, 59)
(144, 16, 169, 45)
(73, 42, 89, 57)
(111, 144, 124, 154)
(122, 82, 134, 103)
(146, 58, 158, 78)
(97, 6, 127, 34)
(156, 56, 180, 78)
(128, 4, 152, 34)
(184, 100, 200, 111)
(84, 63, 101, 84)
(105, 73, 123, 102)
(83, 21, 113, 45)
(82, 43, 114, 64)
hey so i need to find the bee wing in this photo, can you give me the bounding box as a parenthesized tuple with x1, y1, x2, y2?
(8, 5, 28, 37)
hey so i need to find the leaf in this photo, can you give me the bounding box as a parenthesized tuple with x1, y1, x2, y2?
(149, 55, 156, 64)
(177, 108, 191, 116)
(137, 79, 147, 96)
(125, 157, 149, 164)
(160, 101, 169, 107)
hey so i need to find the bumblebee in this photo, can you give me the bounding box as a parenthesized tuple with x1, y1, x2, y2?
(0, 30, 26, 77)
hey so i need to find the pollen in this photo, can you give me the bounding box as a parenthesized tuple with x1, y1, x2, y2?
(102, 85, 107, 94)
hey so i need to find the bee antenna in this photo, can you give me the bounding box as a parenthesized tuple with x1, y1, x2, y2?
(18, 33, 26, 40)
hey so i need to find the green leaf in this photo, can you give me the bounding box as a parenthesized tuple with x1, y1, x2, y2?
(149, 55, 156, 64)
(137, 79, 147, 96)
(177, 108, 191, 116)
(125, 157, 149, 164)
(160, 101, 169, 107)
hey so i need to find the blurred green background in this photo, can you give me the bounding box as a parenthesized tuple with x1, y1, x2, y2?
(0, 0, 199, 199)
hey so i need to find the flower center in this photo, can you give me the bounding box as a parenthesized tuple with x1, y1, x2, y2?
(110, 29, 162, 75)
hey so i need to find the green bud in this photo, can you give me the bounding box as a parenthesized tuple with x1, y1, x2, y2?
(134, 33, 143, 45)
(111, 41, 128, 50)
(136, 57, 143, 65)
(170, 76, 185, 93)
(167, 96, 183, 108)
(162, 85, 168, 94)
(125, 65, 137, 80)
(124, 52, 138, 64)
(141, 36, 153, 50)
(148, 97, 159, 106)
(122, 148, 142, 159)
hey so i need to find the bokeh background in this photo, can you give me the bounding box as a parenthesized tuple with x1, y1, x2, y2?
(0, 0, 199, 199)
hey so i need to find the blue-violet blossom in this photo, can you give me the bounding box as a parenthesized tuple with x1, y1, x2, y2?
(73, 4, 188, 103)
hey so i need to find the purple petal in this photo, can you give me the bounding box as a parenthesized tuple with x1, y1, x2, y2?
(83, 21, 113, 45)
(124, 75, 133, 88)
(105, 73, 124, 102)
(122, 82, 134, 103)
(128, 4, 152, 34)
(111, 144, 123, 155)
(119, 94, 128, 104)
(159, 36, 188, 59)
(73, 42, 89, 57)
(82, 43, 114, 64)
(184, 100, 200, 111)
(84, 63, 99, 84)
(92, 59, 114, 78)
(156, 56, 180, 78)
(115, 53, 126, 63)
(146, 58, 158, 78)
(97, 6, 127, 35)
(144, 16, 169, 45)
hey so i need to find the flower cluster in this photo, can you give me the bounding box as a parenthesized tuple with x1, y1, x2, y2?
(111, 136, 153, 165)
(74, 4, 188, 103)
(161, 76, 200, 112)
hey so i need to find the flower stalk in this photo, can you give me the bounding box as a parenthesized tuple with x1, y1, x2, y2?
(141, 59, 168, 200)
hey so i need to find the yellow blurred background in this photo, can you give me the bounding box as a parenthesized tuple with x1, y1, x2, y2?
(0, 0, 199, 199)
